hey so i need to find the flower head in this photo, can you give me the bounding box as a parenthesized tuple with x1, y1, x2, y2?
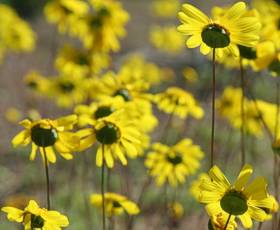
(12, 115, 79, 163)
(2, 200, 69, 230)
(90, 193, 139, 217)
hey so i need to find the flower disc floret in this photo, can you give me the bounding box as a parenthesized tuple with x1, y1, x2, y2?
(94, 106, 114, 119)
(31, 214, 44, 228)
(202, 24, 230, 48)
(96, 122, 120, 144)
(238, 45, 257, 59)
(31, 125, 58, 147)
(220, 190, 248, 215)
(114, 88, 131, 101)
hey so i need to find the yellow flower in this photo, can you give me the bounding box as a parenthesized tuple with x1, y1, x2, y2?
(152, 0, 179, 18)
(24, 71, 51, 93)
(177, 2, 261, 58)
(189, 173, 209, 201)
(168, 202, 184, 219)
(12, 115, 79, 163)
(5, 107, 23, 124)
(208, 212, 237, 230)
(55, 45, 110, 77)
(90, 193, 140, 217)
(199, 164, 275, 228)
(2, 200, 69, 230)
(145, 139, 204, 187)
(77, 111, 141, 168)
(0, 4, 36, 61)
(154, 87, 204, 119)
(150, 25, 185, 54)
(182, 66, 198, 83)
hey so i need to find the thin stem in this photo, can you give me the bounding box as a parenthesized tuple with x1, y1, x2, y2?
(101, 144, 106, 230)
(240, 57, 246, 167)
(210, 48, 216, 168)
(257, 222, 263, 230)
(223, 213, 231, 230)
(274, 81, 280, 141)
(42, 148, 50, 210)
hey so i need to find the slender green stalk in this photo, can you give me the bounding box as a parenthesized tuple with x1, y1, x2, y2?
(42, 148, 50, 210)
(210, 48, 216, 168)
(239, 57, 246, 167)
(223, 213, 231, 230)
(257, 222, 263, 230)
(101, 144, 106, 230)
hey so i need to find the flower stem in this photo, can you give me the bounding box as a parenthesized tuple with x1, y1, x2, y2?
(257, 222, 263, 230)
(42, 147, 50, 210)
(239, 57, 246, 167)
(223, 213, 231, 230)
(101, 144, 106, 230)
(210, 48, 216, 168)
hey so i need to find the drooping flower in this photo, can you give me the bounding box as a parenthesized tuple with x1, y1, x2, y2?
(177, 2, 261, 58)
(12, 115, 79, 163)
(2, 200, 69, 230)
(145, 139, 204, 187)
(90, 193, 140, 217)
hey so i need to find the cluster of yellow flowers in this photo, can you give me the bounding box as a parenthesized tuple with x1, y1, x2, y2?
(1, 0, 280, 229)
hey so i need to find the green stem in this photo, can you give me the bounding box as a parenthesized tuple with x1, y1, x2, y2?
(101, 144, 106, 230)
(42, 147, 50, 210)
(240, 57, 246, 167)
(211, 48, 216, 168)
(223, 213, 231, 230)
(257, 222, 263, 230)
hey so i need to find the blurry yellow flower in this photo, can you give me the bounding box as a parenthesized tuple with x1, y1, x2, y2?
(154, 87, 204, 119)
(90, 193, 140, 217)
(2, 200, 69, 230)
(0, 4, 36, 61)
(168, 202, 184, 219)
(145, 139, 204, 187)
(152, 0, 179, 18)
(12, 115, 79, 163)
(178, 2, 261, 58)
(199, 164, 275, 228)
(150, 26, 185, 54)
(189, 173, 209, 201)
(55, 45, 110, 77)
(182, 66, 198, 83)
(77, 111, 141, 168)
(5, 107, 22, 124)
(24, 71, 51, 93)
(208, 212, 237, 230)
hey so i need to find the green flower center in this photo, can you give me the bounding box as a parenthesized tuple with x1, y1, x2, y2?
(112, 201, 122, 208)
(77, 55, 89, 66)
(202, 23, 230, 48)
(27, 81, 38, 89)
(114, 89, 131, 101)
(274, 0, 280, 6)
(269, 59, 280, 75)
(94, 106, 114, 119)
(31, 125, 58, 147)
(220, 190, 248, 215)
(59, 82, 75, 93)
(96, 123, 120, 145)
(167, 154, 183, 165)
(238, 45, 257, 60)
(31, 214, 44, 228)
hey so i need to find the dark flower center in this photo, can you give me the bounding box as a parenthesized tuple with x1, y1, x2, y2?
(238, 45, 257, 60)
(96, 123, 120, 145)
(77, 55, 89, 66)
(207, 219, 214, 230)
(94, 106, 114, 119)
(59, 82, 75, 93)
(220, 190, 248, 215)
(114, 89, 131, 101)
(269, 59, 280, 76)
(274, 0, 280, 6)
(112, 201, 122, 208)
(27, 81, 38, 89)
(31, 124, 58, 147)
(167, 154, 183, 165)
(202, 23, 230, 48)
(31, 214, 44, 228)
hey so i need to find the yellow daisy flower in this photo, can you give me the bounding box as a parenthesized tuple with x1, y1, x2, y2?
(154, 87, 204, 119)
(12, 115, 79, 163)
(168, 202, 184, 220)
(77, 111, 141, 168)
(152, 0, 179, 18)
(177, 2, 261, 57)
(208, 212, 237, 230)
(145, 139, 204, 187)
(199, 164, 275, 228)
(150, 25, 185, 54)
(2, 200, 69, 229)
(90, 192, 140, 217)
(182, 66, 198, 83)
